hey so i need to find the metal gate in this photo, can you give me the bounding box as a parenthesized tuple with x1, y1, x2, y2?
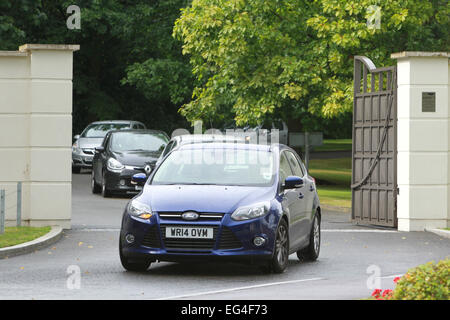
(351, 56, 398, 228)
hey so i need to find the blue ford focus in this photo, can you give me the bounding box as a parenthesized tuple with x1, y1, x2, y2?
(119, 142, 321, 273)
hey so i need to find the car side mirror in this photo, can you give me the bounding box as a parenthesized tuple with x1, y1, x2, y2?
(74, 135, 80, 140)
(283, 176, 303, 189)
(131, 173, 147, 186)
(95, 146, 105, 153)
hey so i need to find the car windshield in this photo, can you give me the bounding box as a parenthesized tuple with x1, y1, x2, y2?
(81, 123, 131, 138)
(110, 132, 168, 152)
(152, 148, 275, 186)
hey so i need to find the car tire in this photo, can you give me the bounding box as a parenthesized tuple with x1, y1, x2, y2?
(119, 240, 151, 272)
(297, 212, 320, 262)
(101, 172, 111, 198)
(72, 166, 81, 174)
(91, 171, 101, 194)
(264, 218, 289, 274)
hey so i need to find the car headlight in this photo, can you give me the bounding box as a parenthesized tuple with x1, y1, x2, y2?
(231, 201, 270, 221)
(72, 142, 81, 154)
(128, 199, 152, 219)
(107, 158, 124, 172)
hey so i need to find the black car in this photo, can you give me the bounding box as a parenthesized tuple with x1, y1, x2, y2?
(72, 120, 146, 173)
(91, 130, 169, 197)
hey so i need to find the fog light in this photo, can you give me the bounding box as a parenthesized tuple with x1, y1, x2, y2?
(125, 234, 135, 244)
(253, 236, 266, 246)
(120, 179, 125, 186)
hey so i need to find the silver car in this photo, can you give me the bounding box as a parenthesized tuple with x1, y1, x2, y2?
(72, 120, 146, 173)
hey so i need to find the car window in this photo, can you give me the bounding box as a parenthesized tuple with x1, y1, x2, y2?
(162, 141, 174, 157)
(152, 148, 275, 187)
(81, 123, 131, 138)
(110, 132, 168, 152)
(102, 133, 110, 148)
(285, 151, 304, 177)
(279, 152, 294, 183)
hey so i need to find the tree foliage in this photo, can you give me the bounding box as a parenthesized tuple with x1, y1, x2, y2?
(0, 0, 192, 134)
(174, 0, 449, 126)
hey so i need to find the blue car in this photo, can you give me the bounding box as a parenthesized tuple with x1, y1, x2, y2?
(119, 142, 321, 273)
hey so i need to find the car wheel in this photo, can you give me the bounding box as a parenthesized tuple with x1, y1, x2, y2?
(119, 240, 151, 272)
(91, 171, 101, 194)
(297, 212, 320, 261)
(72, 166, 81, 174)
(265, 218, 289, 274)
(101, 172, 111, 198)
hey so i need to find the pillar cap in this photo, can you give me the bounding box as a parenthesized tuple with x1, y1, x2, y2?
(391, 51, 449, 59)
(18, 44, 80, 52)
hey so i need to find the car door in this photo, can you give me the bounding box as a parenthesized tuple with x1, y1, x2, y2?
(94, 133, 110, 181)
(285, 151, 311, 241)
(279, 151, 306, 249)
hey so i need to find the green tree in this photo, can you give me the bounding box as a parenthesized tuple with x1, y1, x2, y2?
(174, 0, 449, 126)
(0, 0, 193, 134)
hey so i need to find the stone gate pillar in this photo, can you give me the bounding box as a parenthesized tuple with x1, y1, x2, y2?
(0, 44, 79, 229)
(392, 52, 449, 231)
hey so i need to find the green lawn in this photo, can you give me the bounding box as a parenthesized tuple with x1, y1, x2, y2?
(313, 139, 352, 152)
(308, 157, 352, 208)
(0, 226, 51, 248)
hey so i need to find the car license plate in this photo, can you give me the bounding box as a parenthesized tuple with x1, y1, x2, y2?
(165, 226, 213, 239)
(135, 185, 143, 191)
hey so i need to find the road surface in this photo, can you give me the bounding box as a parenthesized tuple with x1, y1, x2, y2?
(0, 171, 448, 299)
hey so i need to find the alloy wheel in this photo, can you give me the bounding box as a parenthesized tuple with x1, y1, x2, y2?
(275, 223, 288, 267)
(313, 216, 320, 255)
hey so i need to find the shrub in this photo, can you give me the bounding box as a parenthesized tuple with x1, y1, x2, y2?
(392, 259, 450, 300)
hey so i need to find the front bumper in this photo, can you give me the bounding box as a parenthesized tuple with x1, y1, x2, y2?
(120, 211, 279, 263)
(104, 167, 147, 194)
(72, 151, 94, 168)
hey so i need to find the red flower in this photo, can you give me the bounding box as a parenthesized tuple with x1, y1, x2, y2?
(371, 289, 382, 297)
(393, 277, 401, 283)
(382, 289, 393, 297)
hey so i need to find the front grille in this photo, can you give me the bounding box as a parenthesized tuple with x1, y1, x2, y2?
(218, 227, 243, 249)
(158, 212, 224, 221)
(161, 225, 218, 250)
(82, 148, 94, 155)
(141, 226, 161, 248)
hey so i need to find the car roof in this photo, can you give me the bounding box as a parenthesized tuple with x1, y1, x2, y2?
(178, 142, 285, 152)
(174, 134, 246, 144)
(107, 129, 168, 136)
(89, 120, 143, 125)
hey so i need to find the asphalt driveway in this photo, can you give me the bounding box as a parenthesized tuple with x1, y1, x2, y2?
(0, 172, 448, 300)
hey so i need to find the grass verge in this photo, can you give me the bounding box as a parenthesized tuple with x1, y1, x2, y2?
(308, 157, 352, 208)
(0, 226, 51, 248)
(313, 139, 352, 152)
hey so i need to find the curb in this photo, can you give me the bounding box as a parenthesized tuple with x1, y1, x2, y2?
(425, 228, 450, 239)
(0, 226, 63, 259)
